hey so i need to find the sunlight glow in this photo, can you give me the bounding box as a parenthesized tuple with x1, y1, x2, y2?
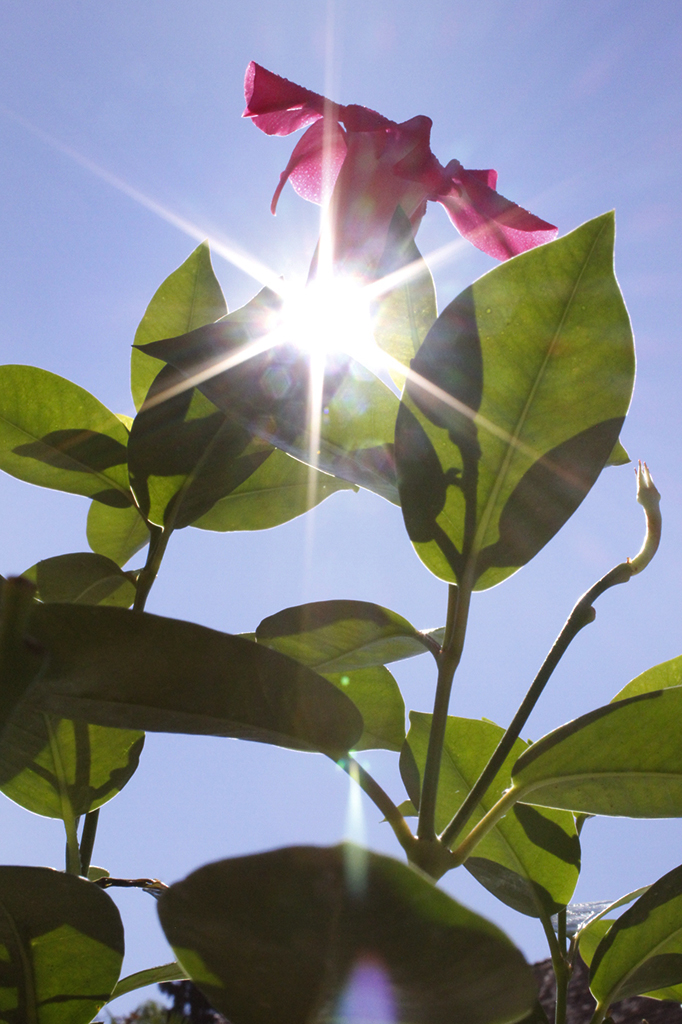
(281, 277, 375, 360)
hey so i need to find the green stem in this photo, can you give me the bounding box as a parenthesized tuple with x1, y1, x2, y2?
(440, 561, 633, 849)
(450, 785, 519, 865)
(417, 578, 473, 842)
(79, 808, 100, 876)
(337, 756, 417, 860)
(133, 524, 170, 613)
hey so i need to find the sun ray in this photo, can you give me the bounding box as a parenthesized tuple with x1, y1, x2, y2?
(0, 103, 283, 295)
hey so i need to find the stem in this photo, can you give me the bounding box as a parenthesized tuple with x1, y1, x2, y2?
(337, 756, 417, 859)
(133, 524, 170, 613)
(417, 578, 473, 841)
(79, 808, 100, 876)
(440, 562, 633, 849)
(450, 785, 519, 865)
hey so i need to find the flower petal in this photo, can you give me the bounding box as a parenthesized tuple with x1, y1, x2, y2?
(243, 62, 328, 136)
(271, 118, 348, 213)
(438, 161, 557, 260)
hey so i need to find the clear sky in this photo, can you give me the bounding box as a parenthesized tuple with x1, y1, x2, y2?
(1, 1, 681, 1016)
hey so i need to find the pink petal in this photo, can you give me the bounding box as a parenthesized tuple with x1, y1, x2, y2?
(243, 62, 328, 136)
(270, 118, 348, 213)
(438, 162, 557, 260)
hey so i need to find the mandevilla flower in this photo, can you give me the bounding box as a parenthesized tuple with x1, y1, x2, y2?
(243, 62, 557, 275)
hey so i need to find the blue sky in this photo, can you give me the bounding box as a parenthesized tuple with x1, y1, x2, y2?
(1, 1, 681, 1015)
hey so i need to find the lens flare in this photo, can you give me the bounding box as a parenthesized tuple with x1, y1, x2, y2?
(333, 954, 397, 1024)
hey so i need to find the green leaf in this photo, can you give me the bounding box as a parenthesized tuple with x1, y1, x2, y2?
(24, 604, 363, 756)
(255, 599, 432, 671)
(395, 213, 635, 588)
(0, 365, 132, 506)
(157, 844, 536, 1024)
(192, 447, 355, 532)
(0, 713, 144, 819)
(372, 207, 438, 391)
(87, 499, 150, 567)
(577, 888, 650, 964)
(140, 288, 401, 504)
(606, 438, 630, 466)
(0, 865, 124, 1023)
(22, 553, 136, 608)
(110, 961, 189, 1001)
(511, 687, 682, 816)
(131, 241, 227, 410)
(612, 654, 682, 702)
(588, 864, 682, 1008)
(404, 713, 580, 919)
(323, 666, 405, 751)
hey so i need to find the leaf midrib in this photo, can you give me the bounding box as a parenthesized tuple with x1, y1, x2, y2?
(471, 220, 607, 562)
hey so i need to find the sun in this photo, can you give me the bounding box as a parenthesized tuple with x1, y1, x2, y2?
(280, 275, 376, 362)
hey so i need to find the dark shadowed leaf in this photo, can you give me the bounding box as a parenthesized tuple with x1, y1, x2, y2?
(86, 500, 150, 567)
(588, 864, 682, 1009)
(141, 288, 401, 504)
(0, 712, 144, 819)
(256, 600, 431, 671)
(24, 604, 363, 756)
(157, 844, 536, 1024)
(22, 553, 136, 608)
(0, 865, 123, 1023)
(404, 714, 580, 919)
(511, 687, 682, 816)
(395, 213, 634, 589)
(612, 654, 682, 702)
(323, 666, 405, 751)
(372, 208, 437, 390)
(0, 365, 131, 506)
(131, 241, 228, 410)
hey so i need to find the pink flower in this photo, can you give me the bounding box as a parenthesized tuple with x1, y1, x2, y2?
(243, 62, 557, 275)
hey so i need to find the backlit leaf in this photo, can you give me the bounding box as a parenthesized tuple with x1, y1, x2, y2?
(0, 365, 131, 506)
(22, 553, 135, 608)
(24, 604, 363, 756)
(131, 241, 227, 410)
(323, 666, 405, 751)
(86, 500, 150, 567)
(611, 654, 682, 702)
(255, 599, 432, 671)
(0, 865, 123, 1023)
(157, 844, 536, 1024)
(395, 213, 635, 588)
(404, 713, 580, 919)
(511, 687, 682, 816)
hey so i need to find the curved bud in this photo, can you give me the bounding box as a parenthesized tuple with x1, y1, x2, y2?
(628, 461, 661, 574)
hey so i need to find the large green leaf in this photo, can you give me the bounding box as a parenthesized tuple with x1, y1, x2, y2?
(395, 213, 635, 589)
(403, 714, 580, 919)
(0, 366, 131, 507)
(588, 864, 682, 1008)
(511, 687, 682, 816)
(191, 447, 355, 532)
(131, 241, 227, 410)
(323, 666, 405, 751)
(255, 599, 432, 671)
(612, 654, 682, 702)
(372, 207, 438, 391)
(157, 844, 536, 1024)
(0, 713, 144, 819)
(22, 553, 136, 608)
(22, 604, 363, 756)
(86, 500, 150, 567)
(0, 865, 124, 1023)
(140, 288, 401, 504)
